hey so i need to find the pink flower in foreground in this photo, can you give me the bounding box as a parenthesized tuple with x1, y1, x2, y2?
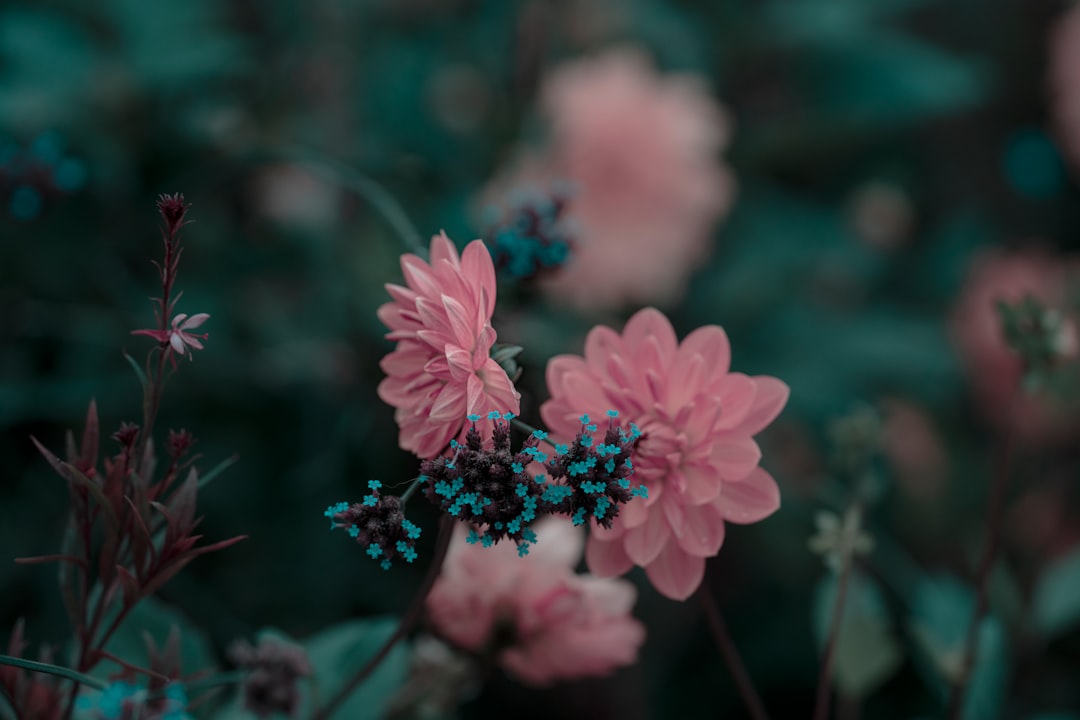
(541, 308, 788, 600)
(951, 249, 1080, 445)
(487, 49, 734, 310)
(377, 232, 521, 459)
(131, 313, 210, 360)
(427, 517, 644, 685)
(1050, 3, 1080, 171)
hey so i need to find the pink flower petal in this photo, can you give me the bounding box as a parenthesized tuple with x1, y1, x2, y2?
(460, 239, 497, 318)
(678, 325, 731, 382)
(713, 373, 757, 430)
(718, 467, 781, 524)
(672, 503, 726, 557)
(623, 506, 671, 565)
(708, 436, 761, 482)
(428, 382, 466, 422)
(623, 308, 677, 365)
(740, 376, 790, 435)
(644, 542, 706, 600)
(585, 536, 634, 577)
(179, 313, 210, 330)
(429, 231, 459, 266)
(477, 358, 521, 411)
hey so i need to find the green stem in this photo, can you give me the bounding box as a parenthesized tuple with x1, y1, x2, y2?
(0, 655, 106, 691)
(399, 475, 424, 505)
(509, 418, 556, 448)
(255, 147, 427, 257)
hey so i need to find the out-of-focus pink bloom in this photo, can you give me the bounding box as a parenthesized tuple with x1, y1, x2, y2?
(1050, 4, 1080, 170)
(131, 313, 210, 360)
(879, 399, 948, 503)
(950, 249, 1079, 445)
(487, 49, 734, 311)
(541, 308, 788, 600)
(377, 232, 521, 459)
(427, 517, 644, 685)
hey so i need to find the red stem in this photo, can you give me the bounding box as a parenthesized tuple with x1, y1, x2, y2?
(812, 537, 856, 720)
(945, 391, 1019, 720)
(697, 583, 771, 720)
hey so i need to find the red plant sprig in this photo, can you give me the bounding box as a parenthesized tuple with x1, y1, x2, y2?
(9, 195, 243, 720)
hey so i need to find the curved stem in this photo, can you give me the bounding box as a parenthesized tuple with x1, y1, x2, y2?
(311, 515, 454, 720)
(946, 391, 1019, 720)
(0, 655, 106, 691)
(257, 148, 427, 257)
(399, 475, 424, 506)
(697, 585, 771, 720)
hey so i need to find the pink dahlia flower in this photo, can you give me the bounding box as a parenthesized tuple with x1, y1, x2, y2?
(1050, 3, 1080, 170)
(486, 48, 734, 311)
(541, 308, 788, 600)
(950, 249, 1079, 445)
(377, 232, 521, 459)
(427, 516, 644, 686)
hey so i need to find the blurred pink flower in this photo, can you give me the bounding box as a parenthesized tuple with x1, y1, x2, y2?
(487, 49, 734, 310)
(427, 517, 644, 686)
(951, 249, 1080, 445)
(377, 232, 521, 459)
(1050, 4, 1080, 170)
(541, 308, 788, 600)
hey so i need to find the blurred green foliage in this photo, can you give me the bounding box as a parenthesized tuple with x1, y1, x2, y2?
(2, 0, 1080, 718)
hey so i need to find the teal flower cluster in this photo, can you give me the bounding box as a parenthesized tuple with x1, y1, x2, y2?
(324, 481, 421, 570)
(421, 411, 646, 555)
(485, 187, 573, 281)
(76, 680, 189, 720)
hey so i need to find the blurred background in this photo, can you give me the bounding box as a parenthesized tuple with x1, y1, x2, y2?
(2, 0, 1080, 717)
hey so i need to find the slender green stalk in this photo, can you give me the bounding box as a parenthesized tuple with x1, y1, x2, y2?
(509, 418, 556, 448)
(0, 655, 107, 691)
(256, 148, 427, 257)
(399, 475, 424, 505)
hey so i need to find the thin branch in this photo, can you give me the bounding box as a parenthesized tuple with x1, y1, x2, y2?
(311, 515, 454, 720)
(697, 584, 771, 720)
(813, 536, 857, 720)
(946, 390, 1020, 719)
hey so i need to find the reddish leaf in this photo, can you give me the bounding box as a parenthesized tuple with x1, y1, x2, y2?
(116, 566, 140, 608)
(81, 399, 99, 471)
(14, 555, 86, 570)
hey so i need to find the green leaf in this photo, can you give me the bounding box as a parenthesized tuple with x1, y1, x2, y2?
(122, 351, 148, 392)
(1032, 547, 1080, 639)
(907, 575, 1008, 720)
(812, 569, 903, 698)
(99, 596, 217, 679)
(302, 618, 409, 720)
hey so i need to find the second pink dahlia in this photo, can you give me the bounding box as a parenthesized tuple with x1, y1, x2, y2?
(541, 308, 788, 600)
(377, 232, 521, 459)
